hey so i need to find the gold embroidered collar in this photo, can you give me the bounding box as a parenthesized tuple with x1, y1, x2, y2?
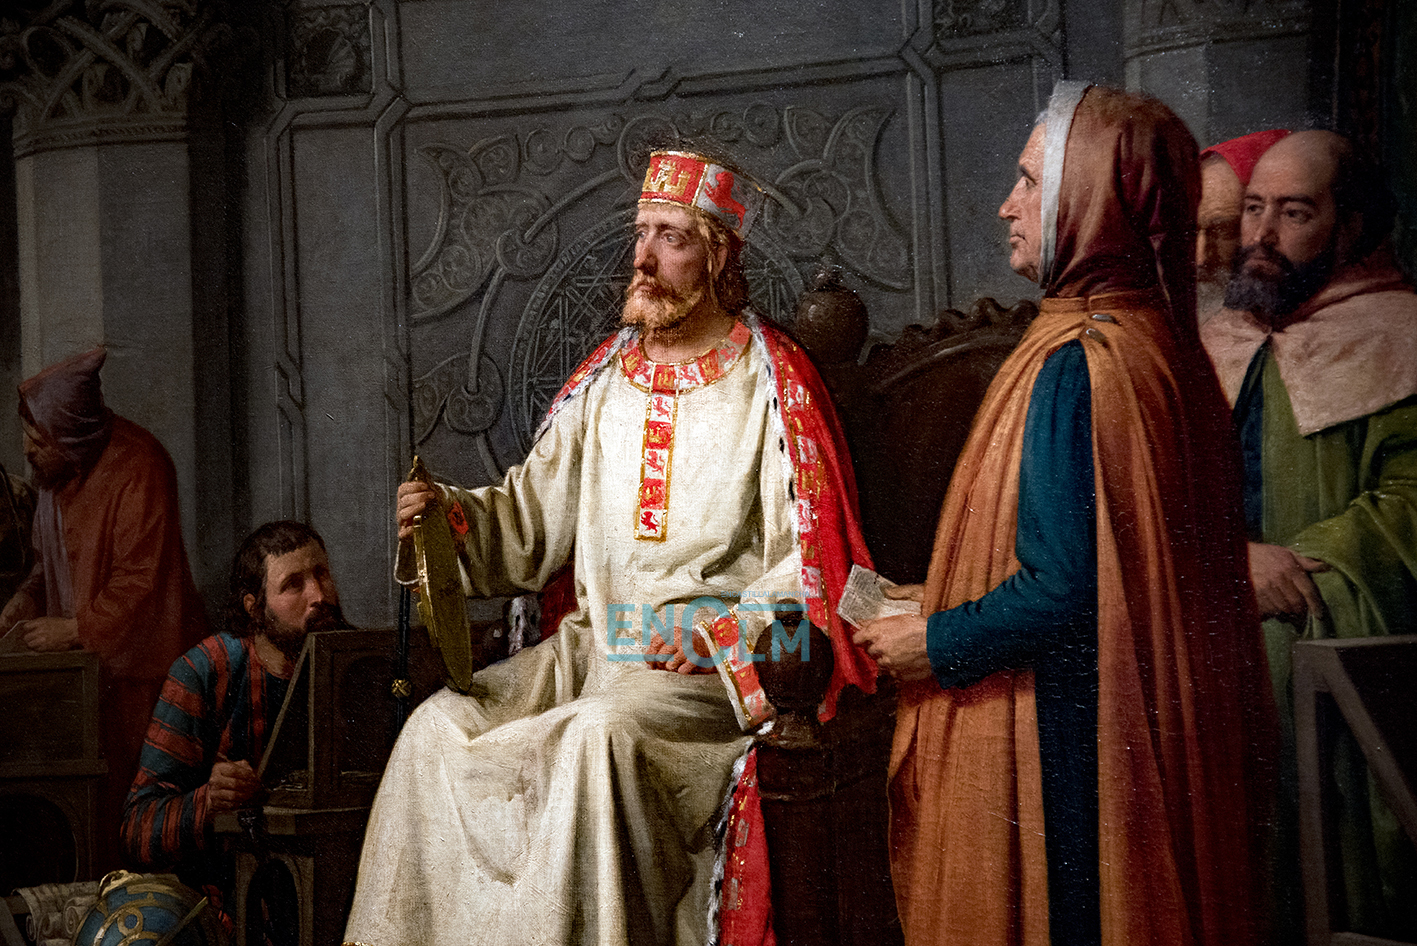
(619, 319, 752, 393)
(621, 320, 751, 540)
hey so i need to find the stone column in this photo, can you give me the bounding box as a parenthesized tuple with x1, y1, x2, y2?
(0, 115, 20, 478)
(1124, 0, 1318, 148)
(2, 1, 237, 606)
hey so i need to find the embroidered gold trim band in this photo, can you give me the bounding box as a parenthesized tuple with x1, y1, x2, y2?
(622, 320, 751, 541)
(640, 150, 765, 239)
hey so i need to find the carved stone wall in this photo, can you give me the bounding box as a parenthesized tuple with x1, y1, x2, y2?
(1123, 0, 1317, 145)
(286, 4, 372, 98)
(0, 0, 233, 157)
(235, 0, 1068, 623)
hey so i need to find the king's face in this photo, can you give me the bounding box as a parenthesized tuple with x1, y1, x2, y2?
(631, 204, 712, 294)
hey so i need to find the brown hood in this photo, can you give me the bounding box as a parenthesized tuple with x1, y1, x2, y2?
(19, 346, 114, 470)
(1046, 86, 1202, 345)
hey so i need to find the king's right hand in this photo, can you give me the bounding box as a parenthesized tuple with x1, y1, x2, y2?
(397, 480, 440, 540)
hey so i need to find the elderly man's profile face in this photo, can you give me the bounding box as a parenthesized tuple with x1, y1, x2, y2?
(999, 123, 1046, 282)
(1197, 156, 1245, 283)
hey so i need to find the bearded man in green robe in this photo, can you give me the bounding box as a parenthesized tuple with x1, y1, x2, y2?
(1202, 129, 1417, 943)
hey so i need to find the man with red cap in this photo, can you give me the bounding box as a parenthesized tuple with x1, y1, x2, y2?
(1, 347, 209, 869)
(1197, 130, 1292, 318)
(343, 151, 874, 946)
(855, 83, 1275, 946)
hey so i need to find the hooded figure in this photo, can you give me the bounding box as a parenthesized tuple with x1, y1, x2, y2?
(4, 347, 209, 871)
(882, 84, 1275, 945)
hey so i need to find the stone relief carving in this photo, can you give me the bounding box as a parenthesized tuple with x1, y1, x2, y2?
(930, 0, 1061, 42)
(933, 0, 1026, 37)
(0, 0, 232, 152)
(759, 106, 910, 291)
(1126, 0, 1311, 53)
(410, 141, 559, 320)
(286, 3, 371, 97)
(408, 102, 907, 455)
(411, 105, 906, 320)
(409, 117, 622, 320)
(413, 352, 504, 445)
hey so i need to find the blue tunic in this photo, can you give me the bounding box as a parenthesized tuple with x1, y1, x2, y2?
(926, 340, 1100, 946)
(123, 632, 290, 893)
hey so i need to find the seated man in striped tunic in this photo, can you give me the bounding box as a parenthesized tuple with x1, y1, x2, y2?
(121, 520, 348, 907)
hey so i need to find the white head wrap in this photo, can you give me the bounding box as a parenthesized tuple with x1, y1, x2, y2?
(1038, 80, 1092, 288)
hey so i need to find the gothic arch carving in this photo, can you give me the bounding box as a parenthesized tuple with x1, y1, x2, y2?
(0, 0, 231, 155)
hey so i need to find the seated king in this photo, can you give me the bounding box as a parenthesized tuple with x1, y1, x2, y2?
(343, 150, 876, 946)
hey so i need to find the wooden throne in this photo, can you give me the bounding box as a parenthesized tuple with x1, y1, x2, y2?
(754, 276, 1036, 946)
(217, 283, 1034, 946)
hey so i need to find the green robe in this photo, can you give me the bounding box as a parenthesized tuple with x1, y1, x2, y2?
(1241, 345, 1417, 941)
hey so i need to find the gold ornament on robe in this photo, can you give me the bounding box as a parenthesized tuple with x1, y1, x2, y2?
(407, 455, 476, 693)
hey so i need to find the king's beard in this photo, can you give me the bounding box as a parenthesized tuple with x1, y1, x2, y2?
(621, 272, 710, 339)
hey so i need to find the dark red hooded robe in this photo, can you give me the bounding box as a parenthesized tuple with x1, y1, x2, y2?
(18, 347, 209, 868)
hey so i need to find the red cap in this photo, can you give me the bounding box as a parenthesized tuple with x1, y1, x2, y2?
(1200, 129, 1292, 186)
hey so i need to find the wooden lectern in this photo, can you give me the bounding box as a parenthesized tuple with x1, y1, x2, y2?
(214, 627, 445, 946)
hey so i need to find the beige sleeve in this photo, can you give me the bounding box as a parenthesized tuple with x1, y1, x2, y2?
(395, 394, 586, 597)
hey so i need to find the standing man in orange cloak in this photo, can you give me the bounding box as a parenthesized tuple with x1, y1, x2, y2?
(854, 83, 1276, 946)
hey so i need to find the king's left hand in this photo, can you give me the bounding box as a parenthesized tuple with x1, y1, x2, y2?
(646, 628, 716, 675)
(851, 613, 934, 683)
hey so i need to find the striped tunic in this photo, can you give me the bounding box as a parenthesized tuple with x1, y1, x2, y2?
(121, 632, 289, 886)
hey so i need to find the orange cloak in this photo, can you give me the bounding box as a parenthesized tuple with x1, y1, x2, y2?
(891, 290, 1275, 946)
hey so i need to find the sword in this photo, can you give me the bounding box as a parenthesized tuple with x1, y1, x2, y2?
(394, 582, 412, 730)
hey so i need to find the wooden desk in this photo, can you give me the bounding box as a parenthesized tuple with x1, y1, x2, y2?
(0, 651, 106, 891)
(212, 627, 445, 946)
(215, 807, 369, 946)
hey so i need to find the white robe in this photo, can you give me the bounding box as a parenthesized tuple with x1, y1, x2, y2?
(345, 334, 800, 946)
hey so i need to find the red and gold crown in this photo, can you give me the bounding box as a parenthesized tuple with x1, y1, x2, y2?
(639, 150, 764, 239)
